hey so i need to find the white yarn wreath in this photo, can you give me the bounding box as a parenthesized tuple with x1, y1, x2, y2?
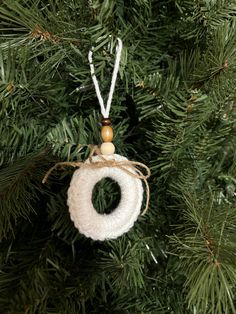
(67, 154, 143, 241)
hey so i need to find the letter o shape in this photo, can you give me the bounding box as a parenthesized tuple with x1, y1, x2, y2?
(67, 154, 143, 241)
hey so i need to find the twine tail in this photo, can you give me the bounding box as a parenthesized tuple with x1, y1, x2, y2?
(42, 161, 83, 184)
(132, 167, 150, 216)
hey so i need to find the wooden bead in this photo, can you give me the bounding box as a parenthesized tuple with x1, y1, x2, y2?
(100, 142, 115, 155)
(101, 126, 113, 142)
(101, 118, 111, 126)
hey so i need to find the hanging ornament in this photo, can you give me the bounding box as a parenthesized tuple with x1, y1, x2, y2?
(43, 38, 151, 241)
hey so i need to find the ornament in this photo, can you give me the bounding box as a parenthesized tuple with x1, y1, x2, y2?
(67, 154, 144, 241)
(43, 37, 151, 241)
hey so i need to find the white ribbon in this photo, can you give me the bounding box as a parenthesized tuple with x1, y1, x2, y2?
(88, 37, 123, 118)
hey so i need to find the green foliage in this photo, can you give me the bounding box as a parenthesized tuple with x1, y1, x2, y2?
(0, 0, 236, 313)
(171, 192, 236, 313)
(0, 151, 50, 238)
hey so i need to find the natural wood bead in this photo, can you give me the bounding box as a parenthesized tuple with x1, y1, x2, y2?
(100, 142, 115, 155)
(101, 126, 113, 142)
(101, 118, 111, 126)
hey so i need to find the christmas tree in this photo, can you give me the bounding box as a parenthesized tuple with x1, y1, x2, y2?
(0, 1, 236, 313)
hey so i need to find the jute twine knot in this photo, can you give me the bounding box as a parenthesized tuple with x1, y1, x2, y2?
(42, 146, 151, 215)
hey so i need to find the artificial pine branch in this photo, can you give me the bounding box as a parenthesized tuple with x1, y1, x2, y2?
(0, 1, 235, 313)
(0, 151, 51, 238)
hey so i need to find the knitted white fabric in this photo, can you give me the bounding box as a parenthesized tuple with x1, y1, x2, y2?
(67, 154, 143, 241)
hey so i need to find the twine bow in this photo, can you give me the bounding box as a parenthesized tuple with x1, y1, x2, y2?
(43, 148, 151, 215)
